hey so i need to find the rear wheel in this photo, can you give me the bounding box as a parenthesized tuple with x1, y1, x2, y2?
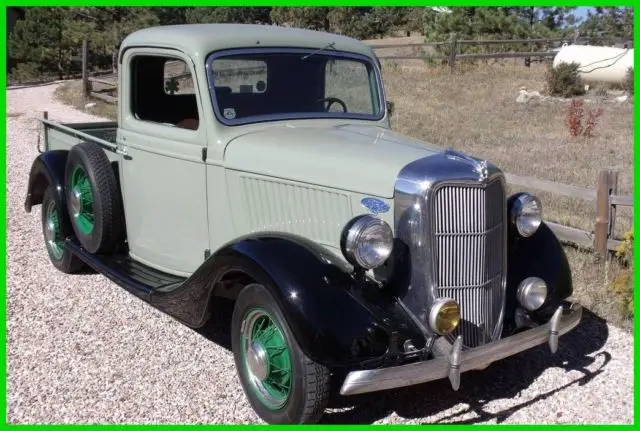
(41, 187, 85, 273)
(232, 283, 330, 424)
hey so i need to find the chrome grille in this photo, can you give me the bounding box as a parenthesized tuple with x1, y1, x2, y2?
(432, 180, 506, 348)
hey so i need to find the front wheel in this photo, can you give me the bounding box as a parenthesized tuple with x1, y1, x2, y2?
(231, 283, 330, 424)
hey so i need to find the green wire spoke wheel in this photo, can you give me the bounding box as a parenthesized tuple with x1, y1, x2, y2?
(40, 187, 85, 274)
(64, 142, 125, 254)
(241, 308, 293, 410)
(68, 165, 95, 235)
(232, 283, 330, 424)
(44, 198, 65, 260)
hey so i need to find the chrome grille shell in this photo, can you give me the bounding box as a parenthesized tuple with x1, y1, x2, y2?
(431, 180, 506, 348)
(393, 151, 507, 348)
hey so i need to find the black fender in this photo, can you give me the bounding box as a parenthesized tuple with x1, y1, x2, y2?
(150, 233, 426, 369)
(25, 150, 69, 213)
(505, 220, 573, 325)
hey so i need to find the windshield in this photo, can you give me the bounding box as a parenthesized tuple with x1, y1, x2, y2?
(206, 48, 384, 125)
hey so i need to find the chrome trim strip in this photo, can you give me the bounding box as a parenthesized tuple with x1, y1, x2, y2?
(339, 303, 582, 396)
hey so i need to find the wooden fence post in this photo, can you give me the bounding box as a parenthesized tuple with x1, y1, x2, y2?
(608, 170, 619, 247)
(448, 32, 457, 74)
(40, 111, 48, 152)
(594, 169, 617, 255)
(82, 40, 89, 98)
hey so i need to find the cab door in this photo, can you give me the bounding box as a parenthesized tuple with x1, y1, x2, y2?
(118, 48, 209, 276)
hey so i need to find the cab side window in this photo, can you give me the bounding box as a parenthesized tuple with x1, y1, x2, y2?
(130, 55, 200, 130)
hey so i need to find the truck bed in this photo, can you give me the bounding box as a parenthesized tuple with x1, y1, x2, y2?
(43, 119, 118, 158)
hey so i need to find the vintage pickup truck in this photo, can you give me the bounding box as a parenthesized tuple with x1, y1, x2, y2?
(25, 24, 582, 424)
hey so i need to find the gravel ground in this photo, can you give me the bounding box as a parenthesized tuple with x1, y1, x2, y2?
(6, 83, 634, 424)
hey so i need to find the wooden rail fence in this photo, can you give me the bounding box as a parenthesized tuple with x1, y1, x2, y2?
(81, 41, 118, 104)
(370, 33, 633, 73)
(506, 169, 632, 255)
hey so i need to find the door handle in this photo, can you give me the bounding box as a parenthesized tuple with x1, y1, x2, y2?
(116, 142, 128, 156)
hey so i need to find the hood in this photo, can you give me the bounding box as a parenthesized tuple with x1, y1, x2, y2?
(223, 124, 443, 198)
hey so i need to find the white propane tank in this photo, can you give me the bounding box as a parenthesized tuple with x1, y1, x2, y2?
(553, 44, 634, 84)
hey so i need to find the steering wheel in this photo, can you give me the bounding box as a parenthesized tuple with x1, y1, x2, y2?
(317, 97, 348, 113)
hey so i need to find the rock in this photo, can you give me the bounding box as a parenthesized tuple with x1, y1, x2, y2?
(85, 102, 97, 109)
(516, 91, 528, 103)
(616, 95, 628, 103)
(516, 90, 541, 104)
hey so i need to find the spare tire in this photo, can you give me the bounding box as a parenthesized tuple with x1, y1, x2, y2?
(65, 142, 124, 254)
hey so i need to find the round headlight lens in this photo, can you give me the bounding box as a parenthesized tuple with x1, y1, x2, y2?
(517, 277, 548, 311)
(511, 193, 542, 237)
(429, 298, 461, 335)
(342, 215, 394, 270)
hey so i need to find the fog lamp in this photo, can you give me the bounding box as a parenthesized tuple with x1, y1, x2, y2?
(517, 277, 548, 311)
(429, 298, 461, 335)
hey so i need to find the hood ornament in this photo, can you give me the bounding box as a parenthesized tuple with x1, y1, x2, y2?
(444, 148, 489, 182)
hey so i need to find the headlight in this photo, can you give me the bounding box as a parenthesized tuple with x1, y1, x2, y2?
(341, 215, 394, 270)
(428, 298, 461, 335)
(517, 277, 548, 311)
(510, 193, 542, 237)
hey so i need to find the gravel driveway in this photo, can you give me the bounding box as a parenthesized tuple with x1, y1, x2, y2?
(6, 83, 634, 424)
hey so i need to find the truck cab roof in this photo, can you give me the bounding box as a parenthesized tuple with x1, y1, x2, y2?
(121, 24, 377, 61)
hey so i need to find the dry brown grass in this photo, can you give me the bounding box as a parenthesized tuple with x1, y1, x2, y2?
(382, 60, 633, 233)
(54, 80, 117, 120)
(565, 247, 632, 329)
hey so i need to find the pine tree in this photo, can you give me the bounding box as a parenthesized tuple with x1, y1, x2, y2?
(8, 7, 77, 79)
(184, 7, 272, 25)
(270, 7, 331, 31)
(579, 7, 633, 40)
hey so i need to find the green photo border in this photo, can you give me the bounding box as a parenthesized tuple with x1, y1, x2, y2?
(1, 2, 637, 429)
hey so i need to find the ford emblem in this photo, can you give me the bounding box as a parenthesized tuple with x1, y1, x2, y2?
(361, 197, 390, 215)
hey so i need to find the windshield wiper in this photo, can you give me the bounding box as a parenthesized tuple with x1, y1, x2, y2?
(301, 42, 336, 61)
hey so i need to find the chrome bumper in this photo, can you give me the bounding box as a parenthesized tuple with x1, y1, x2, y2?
(340, 303, 582, 396)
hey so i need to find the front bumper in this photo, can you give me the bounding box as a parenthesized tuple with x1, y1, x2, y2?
(340, 303, 582, 396)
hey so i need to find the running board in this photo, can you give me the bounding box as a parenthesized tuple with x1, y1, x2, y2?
(65, 240, 186, 300)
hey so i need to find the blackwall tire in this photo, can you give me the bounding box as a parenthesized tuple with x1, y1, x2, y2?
(231, 283, 330, 424)
(65, 142, 124, 254)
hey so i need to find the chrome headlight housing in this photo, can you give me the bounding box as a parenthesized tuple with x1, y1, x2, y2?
(510, 193, 542, 237)
(341, 215, 394, 270)
(517, 277, 548, 311)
